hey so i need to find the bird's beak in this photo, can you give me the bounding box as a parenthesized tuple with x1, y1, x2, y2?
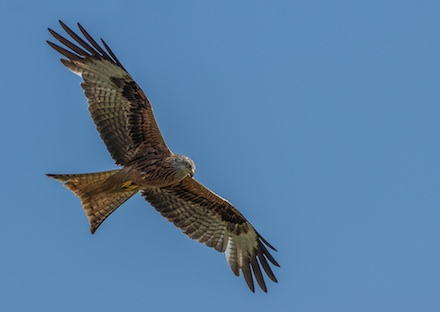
(189, 171, 194, 178)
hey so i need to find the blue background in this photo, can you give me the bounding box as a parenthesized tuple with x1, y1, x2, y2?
(1, 1, 439, 311)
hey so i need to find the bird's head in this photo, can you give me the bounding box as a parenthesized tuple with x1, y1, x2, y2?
(171, 154, 196, 178)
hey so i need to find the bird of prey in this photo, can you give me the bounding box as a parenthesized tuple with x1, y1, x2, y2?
(46, 21, 279, 292)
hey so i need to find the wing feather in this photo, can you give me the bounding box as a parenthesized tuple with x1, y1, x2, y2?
(47, 21, 170, 165)
(250, 256, 266, 292)
(142, 177, 279, 292)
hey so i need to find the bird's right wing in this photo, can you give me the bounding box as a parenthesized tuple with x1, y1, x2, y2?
(47, 21, 171, 165)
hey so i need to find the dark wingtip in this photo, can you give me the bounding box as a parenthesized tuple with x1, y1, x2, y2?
(257, 231, 278, 252)
(49, 20, 124, 68)
(242, 264, 255, 292)
(59, 19, 67, 28)
(250, 257, 267, 292)
(47, 28, 57, 37)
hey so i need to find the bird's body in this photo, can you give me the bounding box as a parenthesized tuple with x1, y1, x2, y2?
(47, 21, 279, 292)
(124, 154, 195, 188)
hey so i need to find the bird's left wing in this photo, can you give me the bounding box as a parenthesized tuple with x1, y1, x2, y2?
(142, 177, 279, 292)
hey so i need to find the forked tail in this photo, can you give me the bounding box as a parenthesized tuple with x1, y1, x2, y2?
(47, 170, 138, 233)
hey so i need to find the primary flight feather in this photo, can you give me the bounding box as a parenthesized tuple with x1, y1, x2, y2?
(46, 21, 279, 292)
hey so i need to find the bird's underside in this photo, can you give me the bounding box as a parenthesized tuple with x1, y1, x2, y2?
(46, 20, 279, 292)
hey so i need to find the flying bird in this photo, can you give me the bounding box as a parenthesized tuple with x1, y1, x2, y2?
(46, 21, 279, 292)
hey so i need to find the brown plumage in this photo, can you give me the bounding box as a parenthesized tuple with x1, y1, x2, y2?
(46, 21, 279, 292)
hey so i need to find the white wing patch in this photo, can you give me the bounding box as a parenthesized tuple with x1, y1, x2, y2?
(224, 228, 259, 276)
(225, 237, 238, 275)
(62, 58, 128, 87)
(70, 69, 83, 78)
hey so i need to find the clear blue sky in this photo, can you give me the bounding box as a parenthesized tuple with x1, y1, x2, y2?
(1, 1, 439, 311)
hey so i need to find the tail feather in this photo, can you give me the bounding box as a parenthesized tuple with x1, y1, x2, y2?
(47, 170, 138, 233)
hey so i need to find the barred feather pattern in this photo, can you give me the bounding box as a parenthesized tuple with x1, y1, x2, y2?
(142, 177, 280, 292)
(47, 21, 170, 165)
